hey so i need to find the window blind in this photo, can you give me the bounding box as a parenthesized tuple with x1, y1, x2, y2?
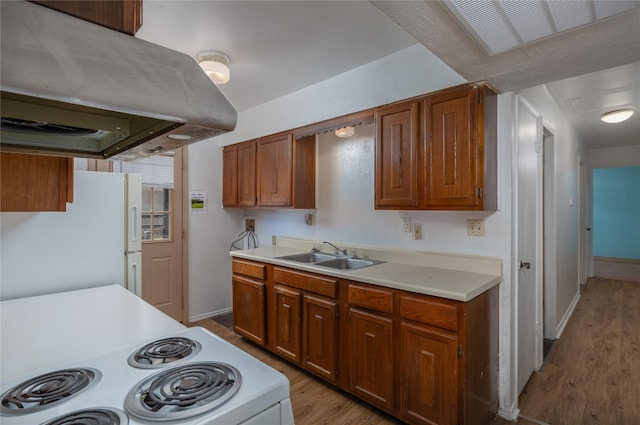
(112, 154, 174, 188)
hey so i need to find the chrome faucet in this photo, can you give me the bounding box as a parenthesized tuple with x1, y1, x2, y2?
(323, 241, 347, 257)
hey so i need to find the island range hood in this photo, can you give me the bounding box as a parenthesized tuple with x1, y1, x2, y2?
(0, 1, 237, 160)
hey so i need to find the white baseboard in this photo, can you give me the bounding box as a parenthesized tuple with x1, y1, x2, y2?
(556, 291, 580, 339)
(498, 404, 520, 421)
(189, 307, 232, 323)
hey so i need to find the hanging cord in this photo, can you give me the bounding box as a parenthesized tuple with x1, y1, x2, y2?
(229, 227, 259, 251)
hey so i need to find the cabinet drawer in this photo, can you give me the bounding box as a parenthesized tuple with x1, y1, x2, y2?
(399, 294, 458, 332)
(232, 259, 266, 280)
(348, 283, 393, 314)
(274, 267, 337, 298)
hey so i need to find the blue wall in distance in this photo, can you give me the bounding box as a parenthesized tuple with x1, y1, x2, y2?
(593, 166, 640, 259)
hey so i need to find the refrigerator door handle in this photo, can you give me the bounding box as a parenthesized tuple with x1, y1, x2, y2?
(130, 205, 139, 243)
(130, 262, 139, 296)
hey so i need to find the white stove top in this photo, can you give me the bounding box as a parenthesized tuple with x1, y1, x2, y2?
(1, 286, 293, 425)
(1, 327, 290, 424)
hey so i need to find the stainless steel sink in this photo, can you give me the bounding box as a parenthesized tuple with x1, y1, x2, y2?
(314, 257, 385, 270)
(276, 252, 337, 263)
(276, 251, 385, 271)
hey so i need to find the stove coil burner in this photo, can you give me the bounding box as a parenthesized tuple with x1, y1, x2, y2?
(41, 407, 129, 425)
(128, 337, 202, 369)
(125, 361, 241, 421)
(0, 368, 101, 415)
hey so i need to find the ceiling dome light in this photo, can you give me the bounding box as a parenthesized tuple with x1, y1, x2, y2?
(601, 109, 634, 124)
(335, 126, 355, 138)
(197, 51, 230, 84)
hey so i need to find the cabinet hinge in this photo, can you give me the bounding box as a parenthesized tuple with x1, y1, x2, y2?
(477, 91, 482, 104)
(477, 187, 482, 199)
(335, 369, 339, 376)
(336, 310, 340, 319)
(457, 345, 463, 359)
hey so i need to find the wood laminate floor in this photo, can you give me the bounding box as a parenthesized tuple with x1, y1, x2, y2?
(494, 277, 640, 425)
(192, 276, 640, 425)
(190, 318, 401, 425)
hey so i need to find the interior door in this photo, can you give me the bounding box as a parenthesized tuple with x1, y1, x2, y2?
(141, 148, 184, 322)
(516, 98, 543, 394)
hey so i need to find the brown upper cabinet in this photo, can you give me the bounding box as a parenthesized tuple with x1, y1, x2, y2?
(257, 133, 294, 207)
(375, 83, 497, 211)
(223, 133, 315, 209)
(31, 1, 143, 35)
(222, 145, 239, 207)
(222, 141, 257, 208)
(1, 153, 74, 212)
(375, 100, 422, 208)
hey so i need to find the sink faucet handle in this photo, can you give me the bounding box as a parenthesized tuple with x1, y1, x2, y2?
(311, 247, 320, 252)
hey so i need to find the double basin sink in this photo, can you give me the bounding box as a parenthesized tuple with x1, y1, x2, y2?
(276, 251, 385, 271)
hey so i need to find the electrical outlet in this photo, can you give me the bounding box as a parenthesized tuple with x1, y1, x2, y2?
(467, 219, 485, 236)
(245, 219, 255, 231)
(413, 223, 423, 240)
(402, 216, 412, 233)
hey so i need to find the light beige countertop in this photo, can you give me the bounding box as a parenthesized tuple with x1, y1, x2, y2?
(230, 237, 502, 302)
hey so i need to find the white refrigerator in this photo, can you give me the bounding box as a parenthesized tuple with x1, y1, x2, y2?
(124, 173, 142, 297)
(0, 171, 143, 301)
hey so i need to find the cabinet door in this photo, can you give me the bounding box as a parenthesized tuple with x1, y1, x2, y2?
(425, 86, 481, 209)
(274, 285, 302, 363)
(222, 145, 238, 207)
(257, 133, 293, 207)
(1, 153, 73, 212)
(375, 100, 421, 209)
(237, 141, 257, 207)
(232, 275, 266, 345)
(349, 308, 394, 411)
(32, 1, 142, 35)
(303, 294, 338, 383)
(400, 321, 458, 425)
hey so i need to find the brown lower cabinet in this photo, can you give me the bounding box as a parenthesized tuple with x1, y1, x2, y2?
(349, 308, 394, 411)
(231, 258, 498, 425)
(231, 260, 266, 345)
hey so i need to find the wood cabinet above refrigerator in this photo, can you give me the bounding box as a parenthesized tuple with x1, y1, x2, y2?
(1, 153, 74, 212)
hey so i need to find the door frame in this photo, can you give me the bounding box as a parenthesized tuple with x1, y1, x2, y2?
(543, 127, 557, 340)
(513, 95, 544, 396)
(180, 148, 190, 324)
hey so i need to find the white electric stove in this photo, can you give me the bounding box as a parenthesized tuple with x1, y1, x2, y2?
(0, 286, 294, 425)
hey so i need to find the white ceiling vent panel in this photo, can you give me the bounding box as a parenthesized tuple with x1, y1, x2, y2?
(546, 1, 592, 33)
(441, 0, 639, 56)
(443, 1, 520, 55)
(500, 1, 553, 44)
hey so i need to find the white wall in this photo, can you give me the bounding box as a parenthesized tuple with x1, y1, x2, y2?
(214, 44, 465, 147)
(589, 145, 640, 168)
(187, 43, 465, 321)
(518, 85, 586, 338)
(186, 44, 520, 415)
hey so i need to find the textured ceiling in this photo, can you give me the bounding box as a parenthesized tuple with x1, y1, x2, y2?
(135, 1, 417, 112)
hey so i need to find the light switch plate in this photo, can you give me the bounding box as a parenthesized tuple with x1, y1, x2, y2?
(402, 216, 412, 233)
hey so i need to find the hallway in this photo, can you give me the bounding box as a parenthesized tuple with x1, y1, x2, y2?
(495, 277, 640, 424)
